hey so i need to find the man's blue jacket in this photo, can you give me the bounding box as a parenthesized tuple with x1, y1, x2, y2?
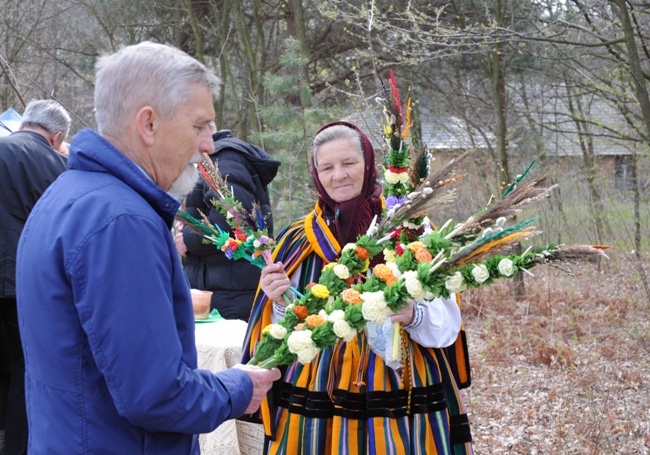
(17, 129, 253, 454)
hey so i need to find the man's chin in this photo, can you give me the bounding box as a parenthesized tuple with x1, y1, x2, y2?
(168, 166, 200, 199)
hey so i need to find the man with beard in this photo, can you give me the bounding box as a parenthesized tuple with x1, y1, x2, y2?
(16, 41, 280, 454)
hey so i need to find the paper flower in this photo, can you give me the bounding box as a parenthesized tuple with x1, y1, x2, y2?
(498, 258, 515, 277)
(471, 264, 490, 284)
(287, 330, 320, 364)
(360, 291, 391, 325)
(402, 270, 426, 301)
(445, 271, 467, 294)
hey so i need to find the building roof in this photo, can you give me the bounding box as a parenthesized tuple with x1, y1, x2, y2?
(346, 84, 641, 157)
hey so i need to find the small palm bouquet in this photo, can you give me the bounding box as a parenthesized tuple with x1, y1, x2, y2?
(245, 72, 609, 369)
(176, 156, 286, 277)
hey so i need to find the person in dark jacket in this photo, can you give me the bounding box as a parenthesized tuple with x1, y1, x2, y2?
(0, 99, 70, 455)
(174, 130, 280, 321)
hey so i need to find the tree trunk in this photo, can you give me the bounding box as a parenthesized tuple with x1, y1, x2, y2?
(609, 0, 650, 143)
(565, 82, 610, 245)
(489, 0, 523, 296)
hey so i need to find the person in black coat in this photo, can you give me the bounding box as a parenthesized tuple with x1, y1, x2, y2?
(0, 99, 70, 455)
(174, 130, 280, 321)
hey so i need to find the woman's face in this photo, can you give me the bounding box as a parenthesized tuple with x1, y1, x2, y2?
(315, 138, 365, 203)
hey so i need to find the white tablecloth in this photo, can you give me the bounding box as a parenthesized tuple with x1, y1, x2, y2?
(195, 319, 265, 455)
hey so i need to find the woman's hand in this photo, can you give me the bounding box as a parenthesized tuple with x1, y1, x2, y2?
(173, 221, 187, 257)
(389, 298, 416, 325)
(260, 262, 291, 305)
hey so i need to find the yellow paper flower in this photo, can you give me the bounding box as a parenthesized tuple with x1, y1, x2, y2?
(311, 284, 330, 299)
(407, 241, 427, 252)
(383, 248, 397, 262)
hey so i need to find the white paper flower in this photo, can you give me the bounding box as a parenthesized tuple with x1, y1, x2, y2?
(287, 330, 320, 364)
(268, 324, 287, 340)
(342, 243, 356, 253)
(424, 290, 436, 300)
(402, 270, 426, 300)
(471, 264, 490, 283)
(398, 172, 410, 184)
(328, 309, 345, 322)
(333, 264, 350, 280)
(360, 291, 390, 325)
(253, 239, 262, 248)
(332, 320, 357, 342)
(384, 170, 400, 184)
(498, 258, 515, 277)
(445, 271, 467, 293)
(402, 221, 419, 229)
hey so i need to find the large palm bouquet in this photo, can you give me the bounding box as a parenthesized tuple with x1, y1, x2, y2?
(177, 73, 608, 369)
(244, 71, 608, 368)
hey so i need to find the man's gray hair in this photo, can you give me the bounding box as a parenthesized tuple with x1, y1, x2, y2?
(94, 41, 221, 136)
(20, 99, 71, 139)
(312, 124, 363, 166)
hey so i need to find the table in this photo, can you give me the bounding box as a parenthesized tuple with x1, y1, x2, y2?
(195, 319, 265, 455)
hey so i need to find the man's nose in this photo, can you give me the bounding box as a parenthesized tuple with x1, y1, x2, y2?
(199, 133, 215, 155)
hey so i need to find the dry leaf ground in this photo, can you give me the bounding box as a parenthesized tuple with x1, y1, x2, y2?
(460, 250, 649, 454)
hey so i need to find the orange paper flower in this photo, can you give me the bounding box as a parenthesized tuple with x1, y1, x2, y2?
(305, 314, 326, 328)
(341, 288, 362, 305)
(355, 246, 369, 261)
(293, 305, 309, 319)
(414, 248, 433, 263)
(373, 263, 394, 283)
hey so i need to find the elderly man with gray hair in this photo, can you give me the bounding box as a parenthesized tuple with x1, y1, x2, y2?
(0, 99, 70, 455)
(15, 42, 280, 454)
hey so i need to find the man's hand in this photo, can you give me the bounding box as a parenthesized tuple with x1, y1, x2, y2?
(232, 364, 282, 414)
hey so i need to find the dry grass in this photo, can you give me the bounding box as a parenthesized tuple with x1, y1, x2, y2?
(460, 250, 650, 454)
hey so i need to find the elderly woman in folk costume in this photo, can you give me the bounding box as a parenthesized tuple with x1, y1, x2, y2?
(242, 120, 473, 454)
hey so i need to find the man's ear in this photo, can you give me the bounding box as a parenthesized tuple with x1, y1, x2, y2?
(135, 106, 156, 146)
(50, 131, 63, 149)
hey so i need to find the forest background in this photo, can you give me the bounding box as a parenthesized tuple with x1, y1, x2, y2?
(1, 0, 648, 452)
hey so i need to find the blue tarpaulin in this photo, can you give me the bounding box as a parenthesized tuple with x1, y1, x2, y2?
(0, 107, 22, 136)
